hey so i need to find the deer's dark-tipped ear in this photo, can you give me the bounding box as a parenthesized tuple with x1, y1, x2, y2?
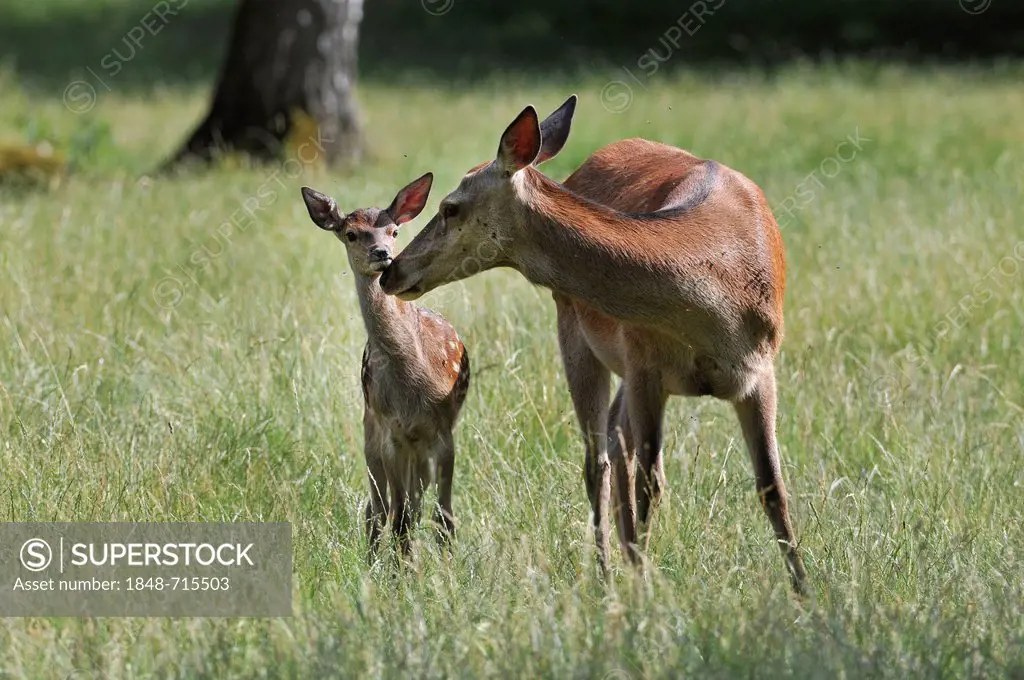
(387, 172, 433, 225)
(496, 105, 541, 175)
(300, 186, 343, 230)
(535, 94, 577, 165)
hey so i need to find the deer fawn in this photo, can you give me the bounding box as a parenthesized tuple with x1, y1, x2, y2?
(379, 97, 808, 594)
(300, 175, 471, 560)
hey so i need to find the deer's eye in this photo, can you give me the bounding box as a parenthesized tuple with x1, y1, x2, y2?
(346, 232, 357, 242)
(442, 204, 459, 220)
(392, 229, 399, 239)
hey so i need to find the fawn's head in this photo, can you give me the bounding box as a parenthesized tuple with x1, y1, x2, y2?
(300, 173, 433, 277)
(380, 95, 577, 300)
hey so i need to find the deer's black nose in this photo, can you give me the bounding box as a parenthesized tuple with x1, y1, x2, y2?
(369, 247, 390, 261)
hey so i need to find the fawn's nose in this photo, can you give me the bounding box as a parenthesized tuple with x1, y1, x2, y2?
(369, 246, 390, 262)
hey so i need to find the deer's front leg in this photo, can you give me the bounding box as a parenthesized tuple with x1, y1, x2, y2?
(431, 432, 456, 551)
(388, 442, 418, 560)
(556, 298, 612, 577)
(732, 369, 808, 596)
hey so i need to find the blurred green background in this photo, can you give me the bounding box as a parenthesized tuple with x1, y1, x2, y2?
(2, 0, 1022, 91)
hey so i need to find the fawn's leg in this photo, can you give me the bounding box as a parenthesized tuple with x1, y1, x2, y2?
(432, 432, 456, 551)
(363, 412, 389, 562)
(626, 374, 667, 553)
(732, 369, 808, 596)
(555, 297, 612, 577)
(404, 456, 431, 560)
(608, 383, 640, 564)
(389, 444, 414, 559)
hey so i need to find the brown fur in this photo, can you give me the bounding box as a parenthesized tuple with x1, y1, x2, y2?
(548, 138, 803, 593)
(300, 179, 471, 561)
(380, 100, 806, 593)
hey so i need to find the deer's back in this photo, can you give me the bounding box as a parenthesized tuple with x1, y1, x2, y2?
(552, 138, 785, 398)
(561, 137, 786, 354)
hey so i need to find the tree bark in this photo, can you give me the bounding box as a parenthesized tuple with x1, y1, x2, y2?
(165, 0, 363, 168)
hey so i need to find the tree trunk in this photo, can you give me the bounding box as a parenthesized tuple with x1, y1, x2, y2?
(165, 0, 363, 168)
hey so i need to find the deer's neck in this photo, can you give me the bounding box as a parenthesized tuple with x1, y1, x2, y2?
(354, 274, 419, 357)
(507, 168, 681, 324)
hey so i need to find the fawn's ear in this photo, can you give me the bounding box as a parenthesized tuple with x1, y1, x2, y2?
(535, 94, 577, 165)
(300, 186, 343, 230)
(496, 105, 541, 175)
(387, 172, 433, 225)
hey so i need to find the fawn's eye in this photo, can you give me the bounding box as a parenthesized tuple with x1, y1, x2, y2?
(392, 229, 399, 239)
(346, 232, 356, 242)
(442, 204, 459, 220)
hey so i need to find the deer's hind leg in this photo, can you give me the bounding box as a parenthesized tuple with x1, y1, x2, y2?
(732, 368, 808, 595)
(626, 375, 667, 554)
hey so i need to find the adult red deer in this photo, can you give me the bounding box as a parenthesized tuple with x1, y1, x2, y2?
(379, 96, 808, 594)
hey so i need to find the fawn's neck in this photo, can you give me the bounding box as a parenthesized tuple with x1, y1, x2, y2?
(354, 274, 419, 357)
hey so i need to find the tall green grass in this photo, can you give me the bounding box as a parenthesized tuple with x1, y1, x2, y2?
(2, 64, 1023, 678)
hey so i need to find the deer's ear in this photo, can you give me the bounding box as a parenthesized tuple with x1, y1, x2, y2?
(387, 172, 433, 225)
(496, 105, 541, 175)
(535, 94, 577, 165)
(300, 186, 343, 230)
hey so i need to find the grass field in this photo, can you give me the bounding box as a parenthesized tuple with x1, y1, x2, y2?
(2, 58, 1024, 678)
